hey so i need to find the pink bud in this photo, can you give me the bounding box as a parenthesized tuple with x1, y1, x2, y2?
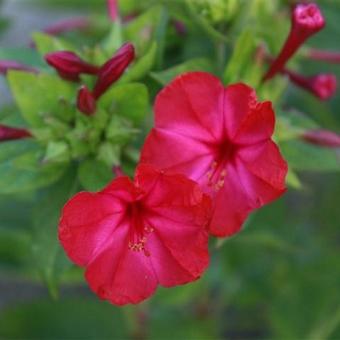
(45, 51, 99, 82)
(0, 124, 31, 142)
(92, 43, 135, 99)
(302, 129, 340, 148)
(43, 17, 91, 36)
(284, 69, 337, 100)
(107, 0, 119, 21)
(306, 48, 340, 64)
(264, 3, 325, 81)
(0, 60, 38, 75)
(77, 86, 96, 115)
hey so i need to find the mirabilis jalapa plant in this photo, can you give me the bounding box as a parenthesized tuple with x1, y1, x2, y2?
(0, 0, 339, 305)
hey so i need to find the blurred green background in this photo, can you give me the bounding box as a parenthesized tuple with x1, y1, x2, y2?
(0, 0, 339, 339)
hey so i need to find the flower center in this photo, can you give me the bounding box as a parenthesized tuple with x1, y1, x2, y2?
(126, 201, 154, 256)
(206, 140, 238, 192)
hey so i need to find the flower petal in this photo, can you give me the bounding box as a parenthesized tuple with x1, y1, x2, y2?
(154, 72, 224, 142)
(147, 214, 209, 285)
(141, 129, 213, 181)
(208, 164, 252, 237)
(233, 101, 275, 145)
(85, 223, 158, 305)
(223, 83, 258, 139)
(59, 191, 125, 266)
(238, 140, 288, 193)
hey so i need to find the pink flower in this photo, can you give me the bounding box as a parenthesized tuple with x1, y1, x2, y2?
(0, 60, 38, 75)
(92, 43, 135, 99)
(141, 72, 288, 237)
(45, 51, 99, 82)
(59, 164, 210, 305)
(302, 129, 340, 148)
(264, 3, 325, 81)
(77, 85, 96, 115)
(0, 124, 31, 142)
(284, 69, 337, 100)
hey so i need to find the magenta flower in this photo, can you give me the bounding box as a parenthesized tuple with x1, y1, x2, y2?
(141, 72, 288, 237)
(264, 3, 325, 81)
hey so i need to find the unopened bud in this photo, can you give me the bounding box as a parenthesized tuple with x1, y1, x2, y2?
(264, 3, 325, 81)
(45, 51, 99, 82)
(0, 124, 31, 142)
(302, 129, 340, 148)
(92, 43, 135, 99)
(77, 86, 96, 115)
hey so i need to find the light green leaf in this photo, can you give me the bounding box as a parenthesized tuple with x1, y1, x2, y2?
(280, 140, 340, 172)
(150, 58, 214, 85)
(99, 82, 149, 124)
(33, 32, 79, 56)
(223, 29, 256, 84)
(0, 140, 67, 194)
(124, 6, 162, 55)
(32, 166, 78, 298)
(78, 159, 113, 191)
(121, 42, 157, 82)
(286, 168, 302, 189)
(7, 71, 74, 128)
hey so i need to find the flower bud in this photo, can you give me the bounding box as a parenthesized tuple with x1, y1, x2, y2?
(43, 17, 91, 36)
(302, 129, 340, 148)
(92, 43, 135, 99)
(77, 86, 96, 115)
(0, 60, 38, 75)
(305, 48, 340, 64)
(0, 124, 31, 142)
(45, 51, 99, 82)
(264, 3, 325, 81)
(284, 69, 337, 100)
(107, 0, 119, 21)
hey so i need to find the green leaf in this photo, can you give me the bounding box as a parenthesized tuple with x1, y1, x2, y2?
(0, 47, 43, 67)
(32, 166, 78, 297)
(124, 6, 162, 55)
(286, 168, 302, 190)
(0, 298, 127, 339)
(43, 141, 71, 163)
(7, 71, 74, 128)
(280, 140, 340, 172)
(99, 82, 149, 124)
(102, 21, 123, 58)
(0, 140, 67, 194)
(223, 29, 256, 84)
(78, 159, 113, 191)
(32, 32, 79, 56)
(121, 42, 158, 82)
(150, 58, 214, 85)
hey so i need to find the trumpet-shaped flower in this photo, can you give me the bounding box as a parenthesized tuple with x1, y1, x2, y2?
(59, 164, 210, 305)
(141, 72, 288, 237)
